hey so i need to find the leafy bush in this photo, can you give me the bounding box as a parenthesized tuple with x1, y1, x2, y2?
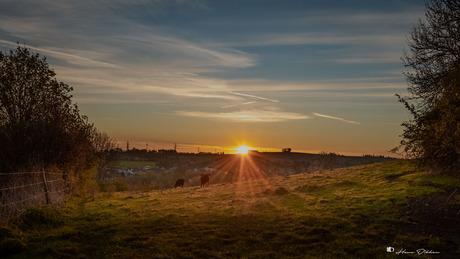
(112, 179, 128, 192)
(397, 0, 460, 175)
(19, 206, 62, 230)
(0, 225, 26, 255)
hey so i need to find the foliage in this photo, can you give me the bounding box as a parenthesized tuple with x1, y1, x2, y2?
(18, 206, 62, 230)
(112, 178, 129, 192)
(74, 157, 100, 197)
(0, 45, 91, 173)
(91, 131, 117, 180)
(0, 45, 115, 181)
(0, 225, 26, 256)
(397, 0, 460, 175)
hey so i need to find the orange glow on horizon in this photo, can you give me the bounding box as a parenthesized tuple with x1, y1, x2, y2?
(236, 145, 250, 155)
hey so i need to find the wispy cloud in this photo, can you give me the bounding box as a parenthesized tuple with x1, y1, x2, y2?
(289, 9, 424, 27)
(0, 1, 257, 104)
(177, 110, 310, 122)
(0, 39, 120, 69)
(0, 0, 417, 156)
(212, 9, 424, 66)
(313, 113, 360, 125)
(225, 78, 405, 91)
(117, 33, 257, 69)
(220, 9, 423, 48)
(219, 32, 406, 64)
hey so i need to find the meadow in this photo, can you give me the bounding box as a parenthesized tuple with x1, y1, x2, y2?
(2, 160, 459, 258)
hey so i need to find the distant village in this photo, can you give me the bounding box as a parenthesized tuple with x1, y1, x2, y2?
(103, 145, 393, 181)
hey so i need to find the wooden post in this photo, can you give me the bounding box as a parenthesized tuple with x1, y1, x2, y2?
(42, 170, 50, 204)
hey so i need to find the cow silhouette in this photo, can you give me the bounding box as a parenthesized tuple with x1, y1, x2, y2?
(200, 173, 210, 187)
(174, 179, 184, 188)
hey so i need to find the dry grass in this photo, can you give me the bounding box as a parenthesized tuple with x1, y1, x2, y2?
(3, 160, 459, 258)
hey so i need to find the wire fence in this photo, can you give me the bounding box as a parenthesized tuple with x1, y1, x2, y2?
(0, 171, 70, 222)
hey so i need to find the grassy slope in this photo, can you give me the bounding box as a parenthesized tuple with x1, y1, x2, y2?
(5, 160, 460, 258)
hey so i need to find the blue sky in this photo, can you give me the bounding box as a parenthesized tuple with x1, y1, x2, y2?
(0, 0, 426, 155)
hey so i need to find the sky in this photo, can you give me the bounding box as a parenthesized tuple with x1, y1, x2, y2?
(0, 0, 426, 155)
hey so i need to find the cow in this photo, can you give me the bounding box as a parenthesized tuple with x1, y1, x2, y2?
(174, 179, 185, 188)
(200, 173, 210, 187)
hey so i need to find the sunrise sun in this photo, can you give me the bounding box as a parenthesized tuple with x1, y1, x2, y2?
(236, 145, 250, 155)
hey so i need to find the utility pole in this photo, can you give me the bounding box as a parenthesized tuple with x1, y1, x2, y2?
(127, 140, 129, 151)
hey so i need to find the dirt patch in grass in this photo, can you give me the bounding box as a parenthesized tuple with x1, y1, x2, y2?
(385, 170, 416, 182)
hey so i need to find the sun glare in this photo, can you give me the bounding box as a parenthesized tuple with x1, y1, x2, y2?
(236, 145, 250, 155)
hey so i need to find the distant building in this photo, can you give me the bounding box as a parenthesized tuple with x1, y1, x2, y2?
(282, 148, 292, 153)
(158, 149, 177, 154)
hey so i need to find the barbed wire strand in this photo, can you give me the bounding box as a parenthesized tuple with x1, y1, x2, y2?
(43, 178, 65, 184)
(0, 175, 69, 209)
(48, 188, 70, 194)
(0, 181, 45, 191)
(0, 172, 67, 176)
(2, 192, 46, 207)
(0, 187, 69, 207)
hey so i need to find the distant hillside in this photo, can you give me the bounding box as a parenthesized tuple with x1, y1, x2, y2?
(5, 160, 459, 258)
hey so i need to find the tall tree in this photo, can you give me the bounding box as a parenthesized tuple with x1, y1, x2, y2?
(0, 45, 95, 173)
(396, 0, 460, 176)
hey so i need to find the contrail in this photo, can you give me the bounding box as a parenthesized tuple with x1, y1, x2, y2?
(227, 91, 279, 102)
(313, 112, 360, 125)
(221, 101, 256, 109)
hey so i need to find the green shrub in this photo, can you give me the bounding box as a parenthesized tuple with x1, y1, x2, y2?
(19, 205, 61, 230)
(112, 179, 128, 192)
(98, 181, 109, 192)
(75, 158, 101, 197)
(0, 225, 26, 255)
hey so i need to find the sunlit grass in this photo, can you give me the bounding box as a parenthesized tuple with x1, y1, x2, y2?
(4, 160, 459, 258)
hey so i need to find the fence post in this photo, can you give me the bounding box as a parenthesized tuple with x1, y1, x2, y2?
(42, 170, 51, 204)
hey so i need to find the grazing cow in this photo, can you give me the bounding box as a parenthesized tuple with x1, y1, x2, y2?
(200, 173, 210, 187)
(175, 179, 185, 188)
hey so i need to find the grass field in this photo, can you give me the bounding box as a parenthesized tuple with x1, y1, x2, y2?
(2, 160, 459, 258)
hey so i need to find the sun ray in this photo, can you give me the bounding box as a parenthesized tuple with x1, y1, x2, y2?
(210, 146, 276, 203)
(236, 145, 250, 155)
